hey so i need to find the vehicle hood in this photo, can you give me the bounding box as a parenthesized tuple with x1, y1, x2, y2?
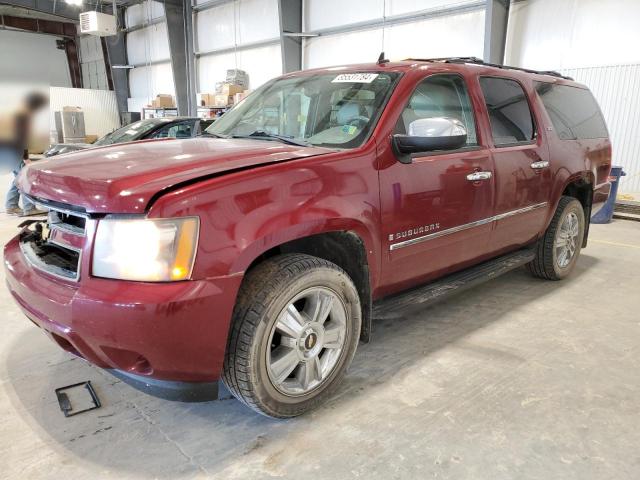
(20, 138, 334, 213)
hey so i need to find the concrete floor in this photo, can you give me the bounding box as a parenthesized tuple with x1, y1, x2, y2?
(1, 213, 639, 480)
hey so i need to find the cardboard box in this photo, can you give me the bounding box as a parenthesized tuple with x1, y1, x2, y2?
(151, 94, 175, 108)
(220, 83, 244, 96)
(214, 94, 232, 107)
(85, 134, 99, 144)
(232, 89, 252, 105)
(199, 93, 216, 106)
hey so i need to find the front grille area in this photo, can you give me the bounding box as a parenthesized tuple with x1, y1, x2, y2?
(18, 198, 87, 282)
(49, 209, 86, 235)
(20, 230, 81, 281)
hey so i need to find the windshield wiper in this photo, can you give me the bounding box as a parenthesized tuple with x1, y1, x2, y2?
(231, 130, 310, 147)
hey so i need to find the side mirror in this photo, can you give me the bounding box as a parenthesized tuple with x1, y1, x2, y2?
(392, 117, 467, 163)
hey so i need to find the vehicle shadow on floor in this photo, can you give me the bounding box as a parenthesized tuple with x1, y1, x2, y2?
(4, 256, 599, 478)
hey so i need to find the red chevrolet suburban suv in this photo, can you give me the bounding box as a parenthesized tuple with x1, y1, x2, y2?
(5, 58, 611, 418)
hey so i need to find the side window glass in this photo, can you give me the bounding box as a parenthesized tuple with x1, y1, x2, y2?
(151, 122, 193, 139)
(168, 122, 193, 138)
(535, 82, 608, 140)
(479, 77, 535, 146)
(150, 124, 171, 138)
(396, 74, 478, 147)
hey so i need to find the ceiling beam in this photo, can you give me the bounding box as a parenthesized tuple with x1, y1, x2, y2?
(1, 0, 80, 21)
(0, 13, 76, 36)
(0, 0, 141, 22)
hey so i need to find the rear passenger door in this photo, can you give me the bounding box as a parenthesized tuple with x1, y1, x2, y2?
(478, 76, 552, 253)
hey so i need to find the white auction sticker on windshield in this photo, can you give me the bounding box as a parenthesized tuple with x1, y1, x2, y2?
(332, 73, 379, 83)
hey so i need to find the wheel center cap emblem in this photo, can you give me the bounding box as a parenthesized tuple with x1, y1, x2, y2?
(304, 333, 317, 350)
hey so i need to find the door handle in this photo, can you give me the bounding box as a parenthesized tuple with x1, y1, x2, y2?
(530, 161, 550, 170)
(466, 171, 492, 182)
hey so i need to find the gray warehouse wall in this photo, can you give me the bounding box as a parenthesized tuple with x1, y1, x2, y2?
(0, 30, 72, 87)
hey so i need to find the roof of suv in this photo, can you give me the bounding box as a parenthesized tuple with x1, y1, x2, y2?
(288, 57, 583, 88)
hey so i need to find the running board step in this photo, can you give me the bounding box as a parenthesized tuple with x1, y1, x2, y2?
(373, 248, 536, 318)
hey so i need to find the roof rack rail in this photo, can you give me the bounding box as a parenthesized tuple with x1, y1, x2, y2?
(404, 57, 573, 81)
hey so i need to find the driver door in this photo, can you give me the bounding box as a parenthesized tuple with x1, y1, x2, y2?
(378, 73, 496, 293)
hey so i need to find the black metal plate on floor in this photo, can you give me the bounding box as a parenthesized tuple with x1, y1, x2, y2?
(55, 381, 101, 417)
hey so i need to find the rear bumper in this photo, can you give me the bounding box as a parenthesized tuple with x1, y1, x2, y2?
(4, 235, 243, 383)
(592, 181, 612, 216)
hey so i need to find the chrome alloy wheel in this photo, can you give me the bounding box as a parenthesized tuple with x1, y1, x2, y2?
(266, 287, 347, 396)
(555, 211, 580, 268)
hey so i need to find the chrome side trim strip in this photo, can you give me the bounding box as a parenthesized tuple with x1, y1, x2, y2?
(491, 202, 548, 221)
(389, 202, 548, 251)
(390, 216, 494, 251)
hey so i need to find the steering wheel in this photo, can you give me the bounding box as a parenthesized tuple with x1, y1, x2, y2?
(346, 116, 370, 128)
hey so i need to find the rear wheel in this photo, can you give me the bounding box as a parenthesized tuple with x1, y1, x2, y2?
(222, 254, 361, 418)
(527, 196, 585, 280)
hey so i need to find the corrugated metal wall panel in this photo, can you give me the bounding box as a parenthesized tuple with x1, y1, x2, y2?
(561, 64, 640, 194)
(125, 1, 173, 101)
(125, 0, 164, 29)
(303, 9, 485, 69)
(194, 0, 281, 91)
(49, 87, 121, 138)
(78, 35, 108, 91)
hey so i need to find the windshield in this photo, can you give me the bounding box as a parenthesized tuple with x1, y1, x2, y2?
(95, 120, 162, 146)
(206, 71, 400, 148)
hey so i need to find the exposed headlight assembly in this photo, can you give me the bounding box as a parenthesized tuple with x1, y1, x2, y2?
(92, 217, 199, 282)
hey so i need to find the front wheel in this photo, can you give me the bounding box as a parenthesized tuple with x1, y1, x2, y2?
(527, 196, 585, 280)
(222, 254, 361, 418)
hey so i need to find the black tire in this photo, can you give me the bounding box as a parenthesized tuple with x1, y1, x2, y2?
(527, 196, 585, 280)
(222, 254, 361, 418)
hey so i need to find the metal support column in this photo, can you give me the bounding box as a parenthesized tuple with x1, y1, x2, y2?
(483, 0, 510, 64)
(102, 7, 131, 122)
(63, 38, 83, 88)
(278, 0, 303, 73)
(163, 0, 197, 116)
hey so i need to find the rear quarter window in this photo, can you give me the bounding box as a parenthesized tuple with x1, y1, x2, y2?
(535, 82, 608, 140)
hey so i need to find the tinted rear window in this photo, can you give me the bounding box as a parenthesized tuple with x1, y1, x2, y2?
(535, 82, 608, 140)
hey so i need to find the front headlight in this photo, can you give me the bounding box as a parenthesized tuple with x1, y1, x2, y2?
(92, 217, 199, 282)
